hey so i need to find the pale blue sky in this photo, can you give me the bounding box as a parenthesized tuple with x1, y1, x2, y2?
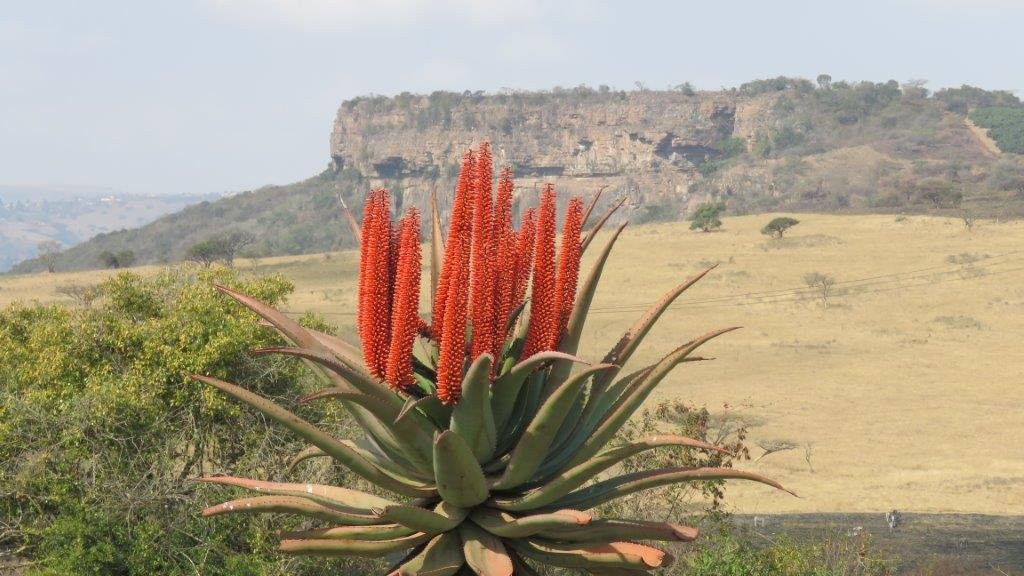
(2, 0, 1022, 196)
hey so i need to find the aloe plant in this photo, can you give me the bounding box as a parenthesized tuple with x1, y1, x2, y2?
(193, 142, 790, 575)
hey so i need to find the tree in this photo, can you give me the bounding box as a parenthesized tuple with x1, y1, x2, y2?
(960, 208, 976, 232)
(99, 249, 136, 269)
(689, 202, 725, 232)
(761, 216, 800, 238)
(804, 272, 836, 308)
(186, 230, 255, 267)
(816, 74, 832, 90)
(37, 240, 61, 273)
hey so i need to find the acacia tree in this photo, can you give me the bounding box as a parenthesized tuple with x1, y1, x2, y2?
(689, 202, 725, 232)
(37, 240, 61, 273)
(186, 230, 255, 267)
(761, 216, 800, 238)
(804, 272, 836, 308)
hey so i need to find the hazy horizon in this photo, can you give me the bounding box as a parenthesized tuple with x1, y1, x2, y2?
(4, 0, 1023, 197)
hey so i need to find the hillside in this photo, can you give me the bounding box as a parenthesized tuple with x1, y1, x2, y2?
(12, 79, 1024, 274)
(5, 213, 1023, 516)
(0, 188, 215, 272)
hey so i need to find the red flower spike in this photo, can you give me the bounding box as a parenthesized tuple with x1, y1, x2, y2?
(433, 150, 475, 337)
(469, 142, 495, 361)
(555, 196, 585, 338)
(385, 210, 422, 391)
(522, 184, 558, 359)
(489, 167, 517, 356)
(358, 189, 394, 380)
(512, 209, 537, 313)
(436, 234, 470, 405)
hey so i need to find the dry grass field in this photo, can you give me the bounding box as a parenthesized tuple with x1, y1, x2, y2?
(3, 213, 1023, 517)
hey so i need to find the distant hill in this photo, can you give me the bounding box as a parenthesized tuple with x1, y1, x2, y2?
(0, 188, 216, 272)
(11, 78, 1024, 274)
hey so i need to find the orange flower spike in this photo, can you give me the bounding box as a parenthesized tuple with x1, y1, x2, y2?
(512, 209, 537, 310)
(385, 210, 422, 391)
(358, 189, 393, 380)
(433, 150, 475, 336)
(490, 167, 517, 351)
(436, 235, 470, 405)
(555, 196, 585, 338)
(469, 142, 495, 360)
(522, 184, 558, 359)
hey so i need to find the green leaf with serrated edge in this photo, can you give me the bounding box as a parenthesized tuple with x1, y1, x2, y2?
(191, 375, 435, 498)
(342, 438, 434, 483)
(545, 466, 794, 512)
(197, 476, 396, 513)
(507, 539, 670, 570)
(253, 346, 401, 408)
(373, 501, 468, 534)
(433, 430, 490, 508)
(458, 521, 514, 576)
(493, 435, 726, 511)
(491, 351, 587, 433)
(579, 194, 628, 254)
(278, 532, 431, 557)
(286, 445, 327, 474)
(282, 524, 416, 541)
(304, 325, 364, 368)
(299, 389, 435, 472)
(494, 379, 530, 456)
(586, 267, 717, 411)
(566, 328, 738, 469)
(492, 364, 615, 490)
(537, 519, 698, 542)
(450, 354, 496, 463)
(202, 496, 383, 525)
(546, 222, 627, 389)
(390, 531, 464, 576)
(398, 393, 451, 429)
(469, 508, 590, 538)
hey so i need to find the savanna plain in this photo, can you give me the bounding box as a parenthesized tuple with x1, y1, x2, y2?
(3, 212, 1022, 519)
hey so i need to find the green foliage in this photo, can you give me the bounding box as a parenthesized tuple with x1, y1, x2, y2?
(684, 531, 894, 576)
(970, 107, 1024, 154)
(935, 85, 1020, 115)
(689, 202, 726, 232)
(0, 267, 375, 575)
(98, 249, 136, 269)
(186, 230, 255, 266)
(762, 217, 800, 238)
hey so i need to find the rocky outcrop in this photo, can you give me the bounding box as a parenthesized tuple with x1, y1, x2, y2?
(329, 90, 773, 219)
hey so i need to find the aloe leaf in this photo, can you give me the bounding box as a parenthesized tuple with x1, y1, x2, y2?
(545, 466, 795, 512)
(305, 326, 364, 368)
(286, 445, 327, 473)
(491, 351, 588, 433)
(493, 435, 727, 511)
(450, 354, 496, 463)
(580, 185, 607, 229)
(493, 364, 615, 490)
(458, 521, 514, 576)
(282, 524, 416, 541)
(548, 222, 628, 389)
(298, 389, 435, 472)
(433, 431, 490, 508)
(508, 539, 670, 570)
(569, 327, 739, 467)
(191, 375, 435, 498)
(398, 393, 451, 429)
(202, 495, 382, 525)
(373, 501, 468, 534)
(197, 476, 396, 513)
(579, 195, 628, 254)
(342, 438, 435, 483)
(215, 284, 320, 350)
(537, 519, 698, 543)
(430, 187, 445, 301)
(469, 508, 590, 538)
(253, 346, 400, 408)
(589, 266, 717, 402)
(508, 550, 542, 576)
(391, 532, 464, 576)
(279, 532, 431, 557)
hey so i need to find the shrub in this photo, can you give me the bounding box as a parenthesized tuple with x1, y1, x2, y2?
(970, 107, 1024, 154)
(762, 217, 800, 238)
(690, 202, 726, 232)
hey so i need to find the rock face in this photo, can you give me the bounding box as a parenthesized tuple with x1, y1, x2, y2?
(330, 90, 771, 219)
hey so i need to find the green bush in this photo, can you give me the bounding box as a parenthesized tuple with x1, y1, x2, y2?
(0, 267, 376, 575)
(970, 107, 1024, 154)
